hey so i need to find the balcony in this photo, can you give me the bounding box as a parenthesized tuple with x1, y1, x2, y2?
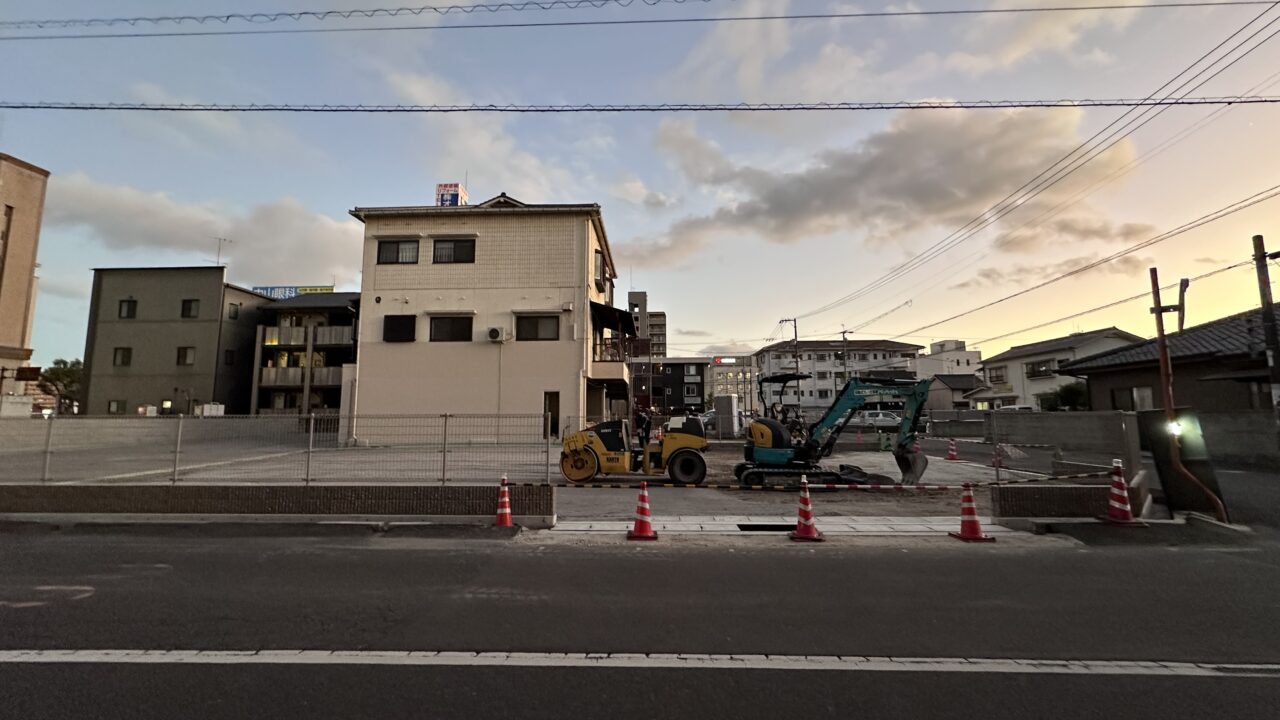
(310, 366, 343, 386)
(260, 367, 303, 386)
(313, 325, 353, 346)
(590, 336, 631, 385)
(264, 327, 307, 346)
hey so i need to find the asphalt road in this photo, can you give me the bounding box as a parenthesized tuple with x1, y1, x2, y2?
(4, 529, 1280, 718)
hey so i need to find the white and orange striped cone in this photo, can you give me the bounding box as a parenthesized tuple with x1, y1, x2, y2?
(1099, 459, 1146, 526)
(627, 481, 659, 540)
(494, 475, 514, 528)
(949, 483, 995, 543)
(946, 438, 959, 461)
(789, 476, 824, 542)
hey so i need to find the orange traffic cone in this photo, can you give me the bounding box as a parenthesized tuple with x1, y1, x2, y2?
(946, 438, 959, 461)
(949, 483, 995, 543)
(494, 474, 513, 528)
(1100, 459, 1145, 526)
(627, 481, 659, 540)
(789, 476, 824, 542)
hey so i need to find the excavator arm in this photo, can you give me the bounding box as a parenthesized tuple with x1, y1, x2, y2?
(806, 378, 932, 484)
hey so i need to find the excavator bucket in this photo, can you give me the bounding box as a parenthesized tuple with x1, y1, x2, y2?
(894, 448, 928, 485)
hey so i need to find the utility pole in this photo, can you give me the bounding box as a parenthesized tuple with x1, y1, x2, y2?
(1252, 235, 1280, 445)
(1150, 266, 1228, 522)
(841, 325, 850, 388)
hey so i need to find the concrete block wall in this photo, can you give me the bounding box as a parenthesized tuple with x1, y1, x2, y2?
(1199, 411, 1280, 469)
(928, 419, 986, 438)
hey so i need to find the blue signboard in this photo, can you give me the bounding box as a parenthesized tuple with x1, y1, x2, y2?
(251, 285, 334, 300)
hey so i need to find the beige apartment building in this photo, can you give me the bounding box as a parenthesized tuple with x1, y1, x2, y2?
(349, 193, 633, 433)
(0, 154, 49, 397)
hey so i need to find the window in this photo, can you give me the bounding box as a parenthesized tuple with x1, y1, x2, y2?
(818, 389, 831, 399)
(118, 299, 137, 319)
(429, 316, 473, 342)
(835, 372, 846, 382)
(594, 249, 606, 290)
(815, 353, 828, 362)
(986, 366, 1007, 384)
(227, 303, 240, 320)
(516, 315, 559, 341)
(1133, 386, 1155, 410)
(816, 371, 830, 380)
(433, 238, 475, 264)
(377, 239, 420, 264)
(685, 365, 700, 377)
(176, 347, 196, 366)
(382, 314, 416, 343)
(684, 384, 699, 398)
(113, 347, 132, 367)
(181, 299, 200, 318)
(224, 350, 236, 365)
(1024, 360, 1055, 379)
(107, 400, 125, 415)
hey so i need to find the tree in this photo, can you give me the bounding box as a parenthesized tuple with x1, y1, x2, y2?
(37, 358, 82, 415)
(1049, 381, 1089, 411)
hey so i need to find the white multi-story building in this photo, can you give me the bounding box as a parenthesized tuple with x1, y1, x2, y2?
(913, 339, 982, 377)
(754, 339, 923, 413)
(967, 327, 1143, 410)
(349, 192, 634, 432)
(705, 355, 757, 414)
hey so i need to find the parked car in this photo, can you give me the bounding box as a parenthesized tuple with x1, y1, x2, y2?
(851, 410, 901, 428)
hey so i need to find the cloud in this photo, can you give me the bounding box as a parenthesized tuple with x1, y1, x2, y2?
(385, 71, 576, 202)
(994, 216, 1156, 253)
(675, 329, 713, 337)
(699, 342, 758, 355)
(949, 253, 1154, 290)
(611, 177, 677, 209)
(619, 108, 1139, 267)
(121, 83, 323, 163)
(672, 0, 792, 101)
(944, 0, 1148, 75)
(1195, 256, 1226, 264)
(44, 173, 362, 287)
(38, 275, 91, 301)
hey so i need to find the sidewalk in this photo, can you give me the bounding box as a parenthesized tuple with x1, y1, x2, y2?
(551, 514, 1016, 535)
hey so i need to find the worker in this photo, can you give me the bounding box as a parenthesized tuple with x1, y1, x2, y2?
(636, 409, 652, 447)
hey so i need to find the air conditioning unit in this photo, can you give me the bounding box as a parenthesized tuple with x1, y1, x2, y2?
(487, 327, 508, 343)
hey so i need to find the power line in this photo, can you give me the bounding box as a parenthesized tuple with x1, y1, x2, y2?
(0, 96, 1275, 113)
(891, 183, 1280, 339)
(971, 260, 1254, 347)
(1, 1, 1270, 39)
(792, 3, 1280, 323)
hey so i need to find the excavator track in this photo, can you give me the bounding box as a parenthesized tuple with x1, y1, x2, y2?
(738, 467, 844, 488)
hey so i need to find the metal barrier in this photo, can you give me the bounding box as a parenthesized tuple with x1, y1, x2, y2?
(0, 414, 558, 485)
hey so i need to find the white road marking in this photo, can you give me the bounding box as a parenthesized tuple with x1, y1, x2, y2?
(0, 650, 1277, 677)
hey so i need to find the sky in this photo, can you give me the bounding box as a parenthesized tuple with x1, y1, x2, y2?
(4, 0, 1280, 366)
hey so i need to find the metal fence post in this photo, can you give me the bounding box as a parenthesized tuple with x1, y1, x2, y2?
(544, 412, 552, 484)
(440, 413, 450, 484)
(172, 414, 185, 484)
(305, 412, 315, 485)
(41, 415, 55, 483)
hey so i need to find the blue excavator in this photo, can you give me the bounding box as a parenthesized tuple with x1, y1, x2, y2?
(735, 375, 932, 487)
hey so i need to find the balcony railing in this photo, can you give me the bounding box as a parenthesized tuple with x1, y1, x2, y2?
(260, 367, 303, 386)
(313, 325, 354, 346)
(264, 327, 307, 346)
(310, 366, 343, 386)
(592, 336, 628, 363)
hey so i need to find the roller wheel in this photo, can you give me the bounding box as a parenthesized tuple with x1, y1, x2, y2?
(560, 448, 600, 483)
(667, 450, 707, 485)
(741, 471, 765, 487)
(733, 463, 749, 480)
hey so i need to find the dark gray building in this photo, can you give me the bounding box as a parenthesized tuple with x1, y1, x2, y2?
(650, 356, 711, 414)
(250, 292, 359, 415)
(82, 267, 269, 415)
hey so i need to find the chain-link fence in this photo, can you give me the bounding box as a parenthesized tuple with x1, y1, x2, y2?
(0, 414, 559, 485)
